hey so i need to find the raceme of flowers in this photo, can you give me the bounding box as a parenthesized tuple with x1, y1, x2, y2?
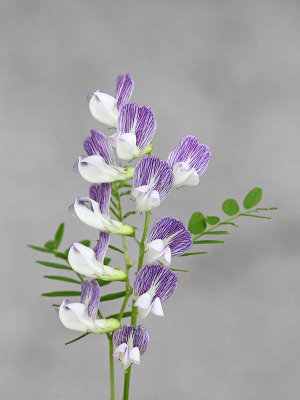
(58, 73, 211, 370)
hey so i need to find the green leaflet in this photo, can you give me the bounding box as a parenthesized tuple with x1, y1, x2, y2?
(170, 268, 189, 274)
(180, 252, 208, 256)
(42, 291, 81, 297)
(44, 240, 57, 251)
(117, 182, 132, 189)
(95, 279, 112, 287)
(188, 212, 207, 234)
(108, 245, 124, 254)
(80, 240, 91, 247)
(123, 211, 136, 219)
(104, 257, 111, 265)
(120, 190, 132, 197)
(240, 214, 272, 219)
(36, 261, 72, 270)
(205, 216, 220, 225)
(106, 311, 132, 319)
(100, 291, 126, 302)
(43, 275, 81, 284)
(222, 199, 239, 216)
(54, 223, 64, 248)
(243, 187, 262, 209)
(65, 333, 90, 346)
(28, 245, 52, 253)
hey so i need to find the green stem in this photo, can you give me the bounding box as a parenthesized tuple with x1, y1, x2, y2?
(123, 211, 151, 400)
(109, 336, 115, 400)
(193, 207, 273, 241)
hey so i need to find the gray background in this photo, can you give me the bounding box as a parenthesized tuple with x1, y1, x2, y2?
(1, 0, 299, 399)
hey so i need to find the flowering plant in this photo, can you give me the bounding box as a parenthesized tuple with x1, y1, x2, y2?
(29, 73, 277, 399)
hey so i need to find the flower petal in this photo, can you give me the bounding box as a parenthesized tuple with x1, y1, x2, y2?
(146, 217, 192, 257)
(88, 91, 118, 127)
(80, 280, 100, 320)
(129, 347, 140, 364)
(134, 264, 178, 303)
(167, 135, 211, 187)
(113, 325, 149, 356)
(84, 130, 115, 165)
(59, 300, 88, 332)
(133, 156, 174, 207)
(89, 183, 111, 215)
(151, 297, 164, 317)
(115, 73, 134, 110)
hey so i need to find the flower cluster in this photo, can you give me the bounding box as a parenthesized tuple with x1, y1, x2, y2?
(58, 73, 211, 370)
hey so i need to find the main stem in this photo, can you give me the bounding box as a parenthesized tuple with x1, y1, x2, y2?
(123, 211, 150, 400)
(109, 336, 115, 400)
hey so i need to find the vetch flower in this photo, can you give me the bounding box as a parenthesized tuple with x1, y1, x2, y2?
(113, 325, 149, 370)
(76, 130, 134, 183)
(70, 183, 134, 236)
(167, 135, 211, 188)
(133, 264, 178, 319)
(132, 156, 174, 212)
(68, 233, 127, 281)
(110, 102, 156, 160)
(144, 217, 192, 265)
(88, 73, 134, 128)
(59, 280, 120, 333)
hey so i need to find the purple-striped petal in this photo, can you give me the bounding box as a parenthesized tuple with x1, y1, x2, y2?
(89, 183, 111, 215)
(145, 217, 192, 265)
(167, 135, 211, 188)
(118, 103, 156, 152)
(113, 325, 149, 355)
(94, 232, 110, 263)
(133, 264, 178, 319)
(115, 74, 134, 110)
(80, 280, 100, 320)
(132, 156, 174, 212)
(84, 130, 115, 165)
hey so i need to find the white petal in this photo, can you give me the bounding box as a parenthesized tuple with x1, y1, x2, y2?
(137, 306, 152, 320)
(78, 155, 128, 183)
(59, 302, 89, 332)
(73, 198, 134, 236)
(144, 239, 166, 264)
(113, 343, 128, 358)
(89, 92, 118, 127)
(163, 246, 172, 266)
(116, 133, 140, 160)
(135, 293, 152, 310)
(173, 162, 199, 188)
(131, 186, 160, 212)
(68, 243, 98, 277)
(73, 198, 107, 231)
(151, 297, 164, 317)
(129, 347, 140, 364)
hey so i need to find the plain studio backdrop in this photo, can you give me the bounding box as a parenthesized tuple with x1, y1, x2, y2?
(1, 1, 299, 399)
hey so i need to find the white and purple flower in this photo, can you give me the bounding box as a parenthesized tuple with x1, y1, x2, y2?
(70, 183, 134, 236)
(75, 130, 134, 184)
(132, 156, 174, 212)
(59, 280, 120, 334)
(68, 233, 127, 281)
(133, 264, 178, 319)
(167, 135, 211, 188)
(110, 102, 156, 160)
(144, 217, 192, 265)
(113, 325, 149, 370)
(88, 73, 134, 128)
